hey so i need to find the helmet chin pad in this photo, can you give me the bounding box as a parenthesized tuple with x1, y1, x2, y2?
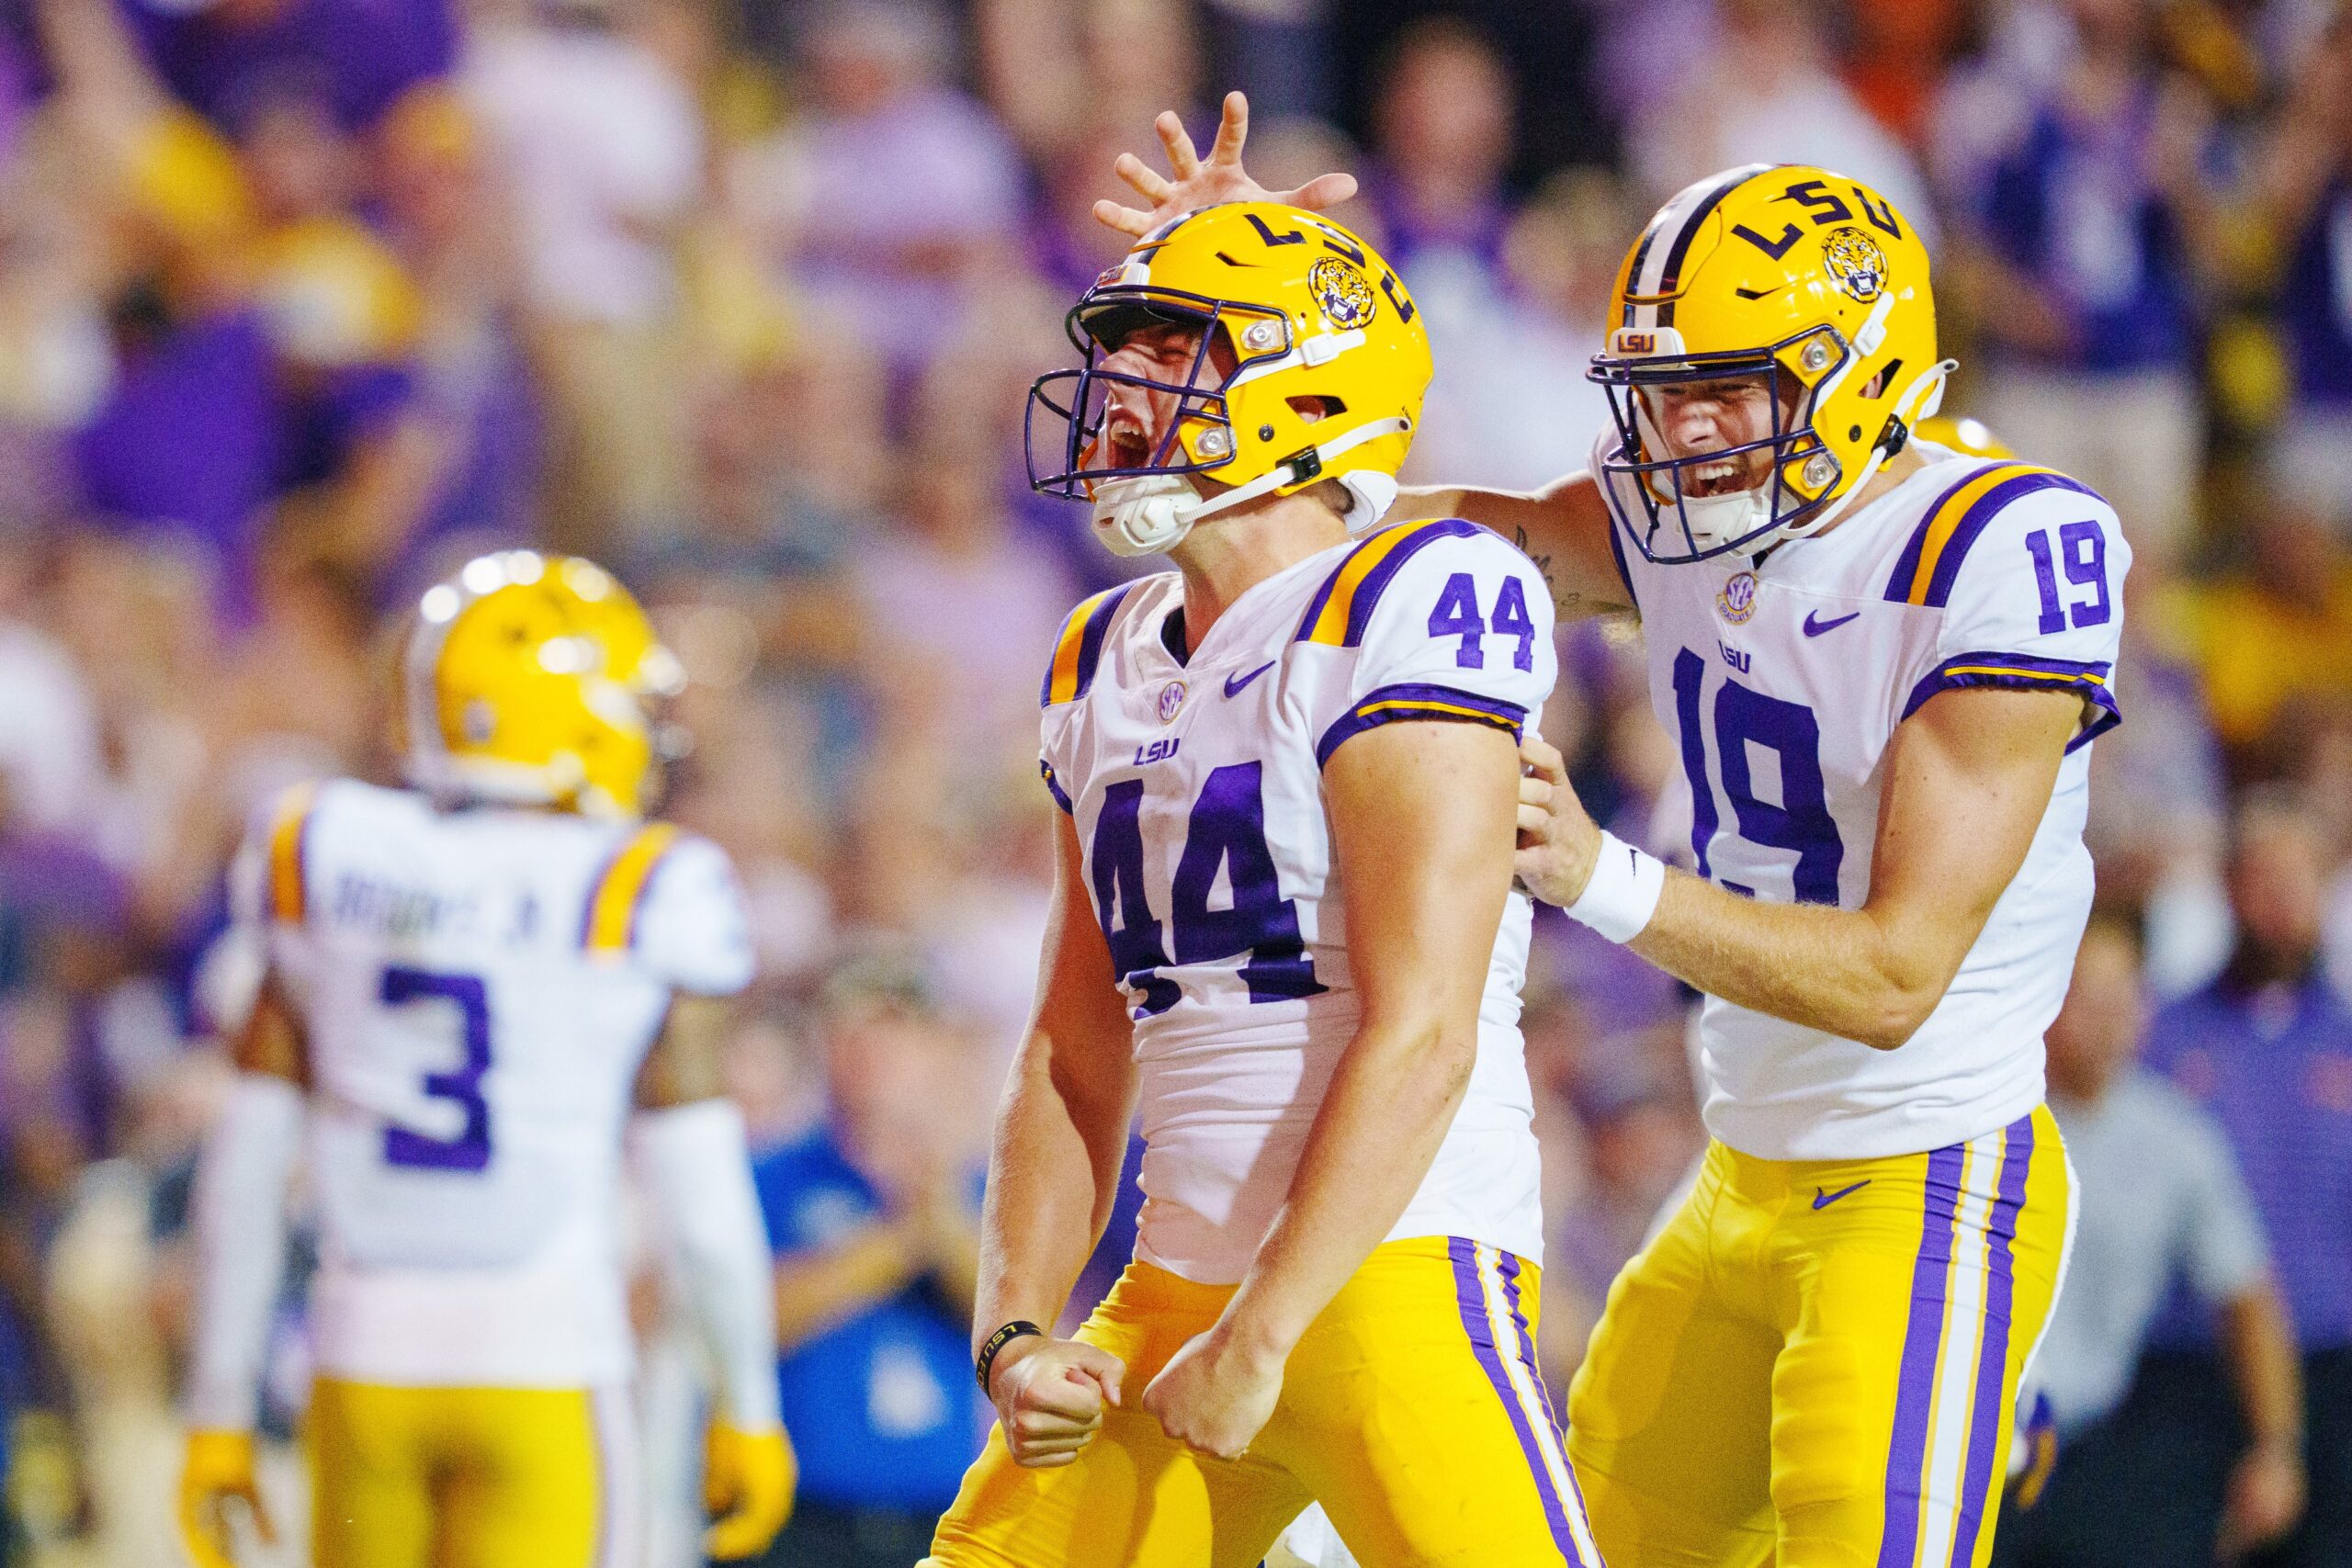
(1091, 473, 1203, 556)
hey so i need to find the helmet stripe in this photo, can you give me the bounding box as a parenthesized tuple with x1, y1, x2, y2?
(1624, 164, 1774, 329)
(1655, 164, 1770, 327)
(1621, 210, 1671, 328)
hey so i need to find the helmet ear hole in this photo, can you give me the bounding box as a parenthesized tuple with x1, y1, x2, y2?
(1286, 395, 1344, 422)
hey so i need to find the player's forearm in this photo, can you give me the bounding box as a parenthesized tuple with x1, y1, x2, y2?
(2221, 1284, 2307, 1454)
(1630, 871, 1954, 1050)
(1216, 1020, 1476, 1363)
(1396, 476, 1628, 620)
(970, 1034, 1133, 1352)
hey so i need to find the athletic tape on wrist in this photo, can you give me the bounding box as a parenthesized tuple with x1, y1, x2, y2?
(1566, 831, 1666, 943)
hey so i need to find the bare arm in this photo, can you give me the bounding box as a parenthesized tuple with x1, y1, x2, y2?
(972, 811, 1139, 1342)
(633, 992, 734, 1108)
(971, 810, 1139, 1467)
(2218, 1282, 2308, 1558)
(1521, 685, 2080, 1048)
(1143, 719, 1521, 1456)
(236, 974, 311, 1084)
(1396, 473, 1632, 620)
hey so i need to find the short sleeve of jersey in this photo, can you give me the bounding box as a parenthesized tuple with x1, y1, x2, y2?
(631, 834, 756, 997)
(1899, 470, 2131, 750)
(1310, 522, 1558, 769)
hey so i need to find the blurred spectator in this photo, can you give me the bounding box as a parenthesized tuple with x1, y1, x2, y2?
(123, 0, 456, 139)
(1366, 17, 1512, 278)
(2169, 502, 2352, 761)
(1366, 18, 1596, 491)
(1995, 914, 2305, 1568)
(1539, 1035, 1701, 1383)
(748, 960, 985, 1568)
(734, 0, 1020, 381)
(1630, 0, 1936, 235)
(1935, 0, 2220, 557)
(37, 0, 438, 621)
(2145, 791, 2352, 1568)
(2256, 14, 2352, 520)
(852, 341, 1078, 766)
(465, 0, 704, 550)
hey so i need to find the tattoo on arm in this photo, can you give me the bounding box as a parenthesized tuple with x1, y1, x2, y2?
(1511, 526, 1568, 607)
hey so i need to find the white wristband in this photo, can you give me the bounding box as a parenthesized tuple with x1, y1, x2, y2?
(1565, 831, 1666, 943)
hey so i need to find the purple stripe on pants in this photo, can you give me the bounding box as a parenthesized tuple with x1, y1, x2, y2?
(1949, 1114, 2036, 1567)
(1876, 1142, 1970, 1568)
(1498, 1253, 1599, 1557)
(1448, 1236, 1584, 1566)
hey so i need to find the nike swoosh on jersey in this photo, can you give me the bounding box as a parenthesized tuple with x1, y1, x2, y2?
(1225, 660, 1277, 697)
(1802, 610, 1862, 637)
(1812, 1179, 1871, 1209)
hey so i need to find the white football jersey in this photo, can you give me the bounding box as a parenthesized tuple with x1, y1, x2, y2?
(238, 779, 753, 1387)
(1597, 436, 2130, 1159)
(1039, 518, 1559, 1284)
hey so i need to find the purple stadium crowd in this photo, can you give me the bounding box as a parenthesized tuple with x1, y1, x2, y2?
(0, 0, 2349, 1564)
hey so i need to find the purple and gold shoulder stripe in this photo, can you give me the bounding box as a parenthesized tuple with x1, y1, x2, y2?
(1903, 650, 2120, 750)
(1295, 517, 1483, 648)
(266, 780, 322, 925)
(1316, 682, 1528, 770)
(1884, 464, 2102, 609)
(581, 822, 682, 958)
(1041, 584, 1136, 708)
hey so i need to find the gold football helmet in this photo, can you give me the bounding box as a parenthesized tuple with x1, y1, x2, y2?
(1590, 164, 1953, 562)
(1027, 201, 1433, 555)
(399, 551, 684, 818)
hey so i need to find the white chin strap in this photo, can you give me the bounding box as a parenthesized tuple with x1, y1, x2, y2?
(1090, 418, 1410, 557)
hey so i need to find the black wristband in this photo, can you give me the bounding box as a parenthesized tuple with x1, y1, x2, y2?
(976, 1319, 1044, 1393)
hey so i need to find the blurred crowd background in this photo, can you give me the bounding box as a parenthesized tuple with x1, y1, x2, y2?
(0, 0, 2348, 1563)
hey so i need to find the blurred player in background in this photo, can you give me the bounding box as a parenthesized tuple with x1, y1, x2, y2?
(924, 200, 1591, 1567)
(175, 551, 794, 1568)
(1103, 98, 2128, 1568)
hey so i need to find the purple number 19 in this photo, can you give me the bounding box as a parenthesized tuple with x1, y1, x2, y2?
(2025, 524, 2109, 635)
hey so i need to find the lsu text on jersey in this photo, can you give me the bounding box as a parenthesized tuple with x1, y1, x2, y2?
(923, 518, 1605, 1568)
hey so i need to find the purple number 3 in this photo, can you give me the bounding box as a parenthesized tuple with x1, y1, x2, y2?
(379, 965, 492, 1172)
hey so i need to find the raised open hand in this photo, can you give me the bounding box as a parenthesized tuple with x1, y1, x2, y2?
(1093, 90, 1359, 240)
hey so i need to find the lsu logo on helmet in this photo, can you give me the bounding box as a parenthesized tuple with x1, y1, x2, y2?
(1822, 227, 1887, 301)
(1309, 256, 1378, 330)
